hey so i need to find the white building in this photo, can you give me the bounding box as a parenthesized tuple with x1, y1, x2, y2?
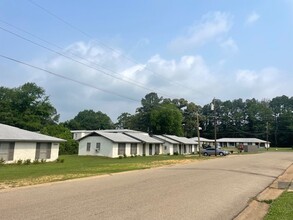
(78, 131, 141, 157)
(217, 138, 270, 148)
(163, 135, 196, 154)
(124, 132, 163, 156)
(0, 123, 65, 164)
(153, 135, 179, 155)
(189, 137, 215, 148)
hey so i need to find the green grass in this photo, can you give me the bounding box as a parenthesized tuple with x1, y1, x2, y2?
(264, 191, 293, 220)
(0, 154, 206, 188)
(263, 147, 293, 152)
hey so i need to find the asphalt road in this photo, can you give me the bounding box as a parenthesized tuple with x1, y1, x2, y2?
(1, 152, 292, 220)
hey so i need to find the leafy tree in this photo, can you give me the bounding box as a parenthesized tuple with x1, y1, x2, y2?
(115, 112, 134, 129)
(150, 103, 183, 136)
(41, 124, 78, 155)
(65, 109, 114, 130)
(0, 83, 59, 131)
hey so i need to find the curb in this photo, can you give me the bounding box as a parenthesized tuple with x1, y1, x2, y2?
(234, 163, 293, 220)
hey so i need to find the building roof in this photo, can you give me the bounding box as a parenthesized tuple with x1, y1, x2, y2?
(79, 131, 140, 143)
(216, 138, 267, 143)
(189, 137, 214, 142)
(71, 129, 143, 134)
(163, 135, 196, 144)
(0, 123, 65, 142)
(152, 135, 179, 144)
(124, 132, 163, 144)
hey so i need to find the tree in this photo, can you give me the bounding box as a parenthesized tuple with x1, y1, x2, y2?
(65, 109, 114, 130)
(150, 103, 183, 136)
(0, 83, 59, 131)
(115, 112, 134, 129)
(41, 124, 78, 155)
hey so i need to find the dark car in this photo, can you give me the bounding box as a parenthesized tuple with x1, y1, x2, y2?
(201, 147, 229, 156)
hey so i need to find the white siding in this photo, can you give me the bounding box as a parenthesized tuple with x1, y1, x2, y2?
(78, 136, 114, 157)
(4, 142, 59, 164)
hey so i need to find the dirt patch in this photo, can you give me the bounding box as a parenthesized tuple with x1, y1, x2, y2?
(149, 159, 197, 167)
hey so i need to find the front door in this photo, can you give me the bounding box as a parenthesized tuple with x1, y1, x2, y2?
(149, 144, 152, 155)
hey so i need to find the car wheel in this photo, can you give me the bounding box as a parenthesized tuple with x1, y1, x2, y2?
(203, 152, 208, 156)
(219, 152, 224, 156)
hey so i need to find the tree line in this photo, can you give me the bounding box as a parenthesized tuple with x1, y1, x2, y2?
(1, 83, 293, 152)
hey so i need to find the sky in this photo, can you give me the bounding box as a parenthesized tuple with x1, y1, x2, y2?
(1, 0, 293, 122)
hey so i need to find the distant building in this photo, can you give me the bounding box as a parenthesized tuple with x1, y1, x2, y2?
(216, 138, 270, 148)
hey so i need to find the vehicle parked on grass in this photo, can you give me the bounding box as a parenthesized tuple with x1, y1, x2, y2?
(201, 147, 229, 156)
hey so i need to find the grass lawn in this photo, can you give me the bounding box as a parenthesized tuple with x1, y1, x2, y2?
(264, 191, 293, 220)
(0, 154, 207, 189)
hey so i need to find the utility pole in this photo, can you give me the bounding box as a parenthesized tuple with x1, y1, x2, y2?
(266, 122, 269, 151)
(211, 98, 217, 156)
(197, 111, 201, 157)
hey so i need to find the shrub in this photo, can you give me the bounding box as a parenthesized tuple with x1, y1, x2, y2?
(24, 159, 31, 165)
(56, 158, 65, 163)
(16, 159, 23, 165)
(118, 155, 123, 159)
(142, 153, 146, 157)
(40, 159, 46, 163)
(0, 158, 5, 165)
(131, 155, 134, 158)
(33, 159, 40, 164)
(173, 151, 179, 155)
(167, 153, 170, 156)
(123, 153, 127, 158)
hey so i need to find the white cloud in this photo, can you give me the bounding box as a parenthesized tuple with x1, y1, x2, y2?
(245, 11, 260, 25)
(169, 11, 232, 52)
(220, 38, 239, 52)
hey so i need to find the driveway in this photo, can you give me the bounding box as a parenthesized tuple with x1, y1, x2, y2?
(1, 152, 292, 220)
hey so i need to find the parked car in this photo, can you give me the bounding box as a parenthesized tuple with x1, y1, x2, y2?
(201, 147, 229, 156)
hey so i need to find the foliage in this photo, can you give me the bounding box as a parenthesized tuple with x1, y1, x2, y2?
(40, 124, 78, 155)
(265, 192, 293, 220)
(64, 109, 114, 130)
(0, 83, 59, 131)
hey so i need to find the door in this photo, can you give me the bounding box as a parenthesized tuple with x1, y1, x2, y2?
(149, 144, 152, 155)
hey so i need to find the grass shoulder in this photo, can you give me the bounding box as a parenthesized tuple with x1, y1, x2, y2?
(264, 191, 293, 220)
(0, 154, 208, 189)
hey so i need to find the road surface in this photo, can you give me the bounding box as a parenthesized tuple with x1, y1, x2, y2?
(1, 152, 292, 220)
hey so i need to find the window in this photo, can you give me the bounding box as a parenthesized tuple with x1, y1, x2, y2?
(0, 142, 15, 161)
(118, 143, 126, 155)
(130, 143, 137, 155)
(35, 143, 51, 160)
(96, 143, 101, 152)
(86, 143, 91, 152)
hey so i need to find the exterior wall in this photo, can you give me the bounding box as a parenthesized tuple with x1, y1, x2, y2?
(5, 142, 59, 164)
(162, 142, 173, 154)
(78, 136, 113, 157)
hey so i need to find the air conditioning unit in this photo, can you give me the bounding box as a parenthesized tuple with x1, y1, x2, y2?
(95, 149, 100, 153)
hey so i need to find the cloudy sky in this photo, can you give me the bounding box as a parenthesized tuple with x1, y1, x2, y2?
(1, 0, 293, 122)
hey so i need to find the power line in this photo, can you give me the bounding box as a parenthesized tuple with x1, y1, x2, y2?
(0, 54, 140, 102)
(26, 0, 201, 94)
(0, 25, 179, 99)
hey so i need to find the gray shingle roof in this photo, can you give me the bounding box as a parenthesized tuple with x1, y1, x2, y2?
(189, 137, 215, 142)
(163, 135, 196, 144)
(0, 123, 65, 142)
(124, 132, 163, 144)
(153, 135, 179, 144)
(79, 131, 140, 143)
(217, 138, 267, 143)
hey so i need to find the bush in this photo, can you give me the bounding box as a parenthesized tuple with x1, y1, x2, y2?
(33, 159, 40, 164)
(118, 155, 123, 159)
(16, 159, 23, 165)
(0, 158, 5, 165)
(40, 159, 46, 163)
(123, 153, 127, 158)
(173, 151, 179, 155)
(167, 153, 170, 156)
(56, 158, 65, 163)
(24, 159, 31, 165)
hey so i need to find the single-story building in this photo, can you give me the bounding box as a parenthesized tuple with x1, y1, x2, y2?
(153, 135, 179, 155)
(163, 135, 196, 154)
(78, 131, 141, 157)
(0, 123, 65, 164)
(189, 137, 215, 148)
(217, 138, 270, 148)
(71, 129, 142, 140)
(124, 132, 163, 156)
